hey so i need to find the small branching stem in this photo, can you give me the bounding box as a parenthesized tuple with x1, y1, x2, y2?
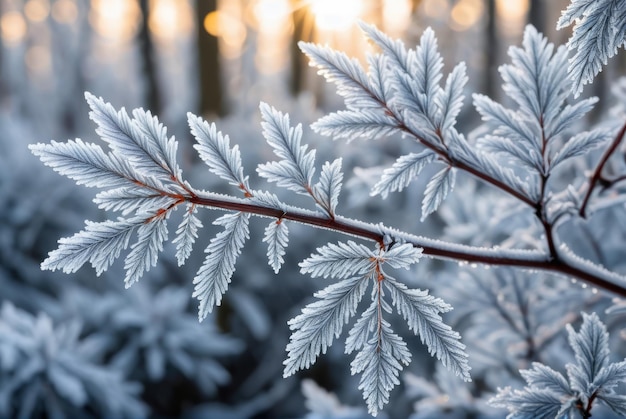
(184, 192, 626, 298)
(580, 118, 626, 217)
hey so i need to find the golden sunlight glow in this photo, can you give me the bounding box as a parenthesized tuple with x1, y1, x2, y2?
(497, 0, 529, 35)
(450, 0, 483, 31)
(52, 0, 78, 24)
(1, 11, 28, 44)
(253, 0, 291, 34)
(24, 0, 50, 23)
(251, 0, 292, 74)
(149, 0, 193, 41)
(422, 0, 449, 20)
(90, 0, 140, 42)
(383, 0, 412, 36)
(497, 0, 529, 21)
(205, 1, 247, 59)
(309, 0, 363, 31)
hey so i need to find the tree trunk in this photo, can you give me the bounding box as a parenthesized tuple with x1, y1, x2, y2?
(528, 0, 544, 33)
(139, 0, 162, 114)
(195, 0, 224, 116)
(484, 0, 498, 98)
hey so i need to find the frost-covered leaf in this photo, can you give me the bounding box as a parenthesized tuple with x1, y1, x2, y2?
(384, 277, 470, 381)
(557, 0, 626, 96)
(358, 21, 409, 75)
(382, 243, 423, 270)
(371, 150, 436, 199)
(263, 219, 289, 274)
(550, 128, 612, 169)
(298, 42, 382, 110)
(351, 317, 411, 416)
(314, 158, 343, 217)
(29, 140, 141, 190)
(124, 214, 169, 287)
(192, 212, 250, 321)
(93, 187, 175, 216)
(132, 108, 180, 177)
(257, 103, 316, 195)
(345, 299, 378, 355)
(566, 312, 610, 396)
(473, 94, 538, 151)
(520, 363, 571, 397)
(490, 387, 565, 419)
(421, 166, 456, 221)
(41, 218, 142, 276)
(311, 110, 398, 141)
(85, 93, 171, 179)
(284, 275, 369, 376)
(299, 241, 375, 280)
(478, 135, 543, 172)
(172, 204, 203, 266)
(436, 62, 467, 131)
(188, 113, 248, 190)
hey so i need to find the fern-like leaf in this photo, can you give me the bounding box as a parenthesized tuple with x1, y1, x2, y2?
(352, 319, 410, 416)
(371, 150, 436, 198)
(299, 241, 375, 279)
(421, 166, 456, 221)
(41, 218, 142, 276)
(311, 110, 398, 141)
(566, 312, 610, 397)
(384, 276, 471, 381)
(172, 204, 203, 266)
(557, 0, 626, 97)
(257, 103, 316, 196)
(29, 140, 143, 190)
(263, 219, 289, 274)
(550, 128, 612, 169)
(314, 158, 343, 217)
(85, 93, 172, 180)
(192, 212, 250, 321)
(436, 62, 468, 131)
(284, 275, 370, 376)
(188, 113, 249, 191)
(124, 214, 169, 287)
(131, 107, 181, 177)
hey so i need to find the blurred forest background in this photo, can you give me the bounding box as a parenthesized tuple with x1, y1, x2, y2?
(1, 0, 625, 418)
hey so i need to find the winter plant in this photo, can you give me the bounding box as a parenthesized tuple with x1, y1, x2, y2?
(28, 1, 626, 416)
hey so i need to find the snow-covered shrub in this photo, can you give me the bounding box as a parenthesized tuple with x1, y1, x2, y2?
(28, 0, 626, 417)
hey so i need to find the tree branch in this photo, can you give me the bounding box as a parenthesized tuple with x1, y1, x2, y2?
(186, 190, 626, 298)
(579, 119, 626, 217)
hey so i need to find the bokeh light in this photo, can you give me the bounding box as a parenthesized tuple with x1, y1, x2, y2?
(450, 0, 483, 31)
(204, 1, 248, 59)
(51, 0, 79, 24)
(24, 0, 50, 23)
(1, 11, 28, 44)
(308, 0, 363, 31)
(383, 0, 412, 36)
(149, 0, 194, 41)
(89, 0, 141, 42)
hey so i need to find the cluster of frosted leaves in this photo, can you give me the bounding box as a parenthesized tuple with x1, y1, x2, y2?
(28, 94, 341, 321)
(491, 313, 626, 418)
(302, 23, 612, 220)
(0, 303, 146, 418)
(557, 0, 626, 97)
(301, 22, 530, 218)
(288, 240, 470, 415)
(29, 93, 470, 415)
(473, 26, 611, 210)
